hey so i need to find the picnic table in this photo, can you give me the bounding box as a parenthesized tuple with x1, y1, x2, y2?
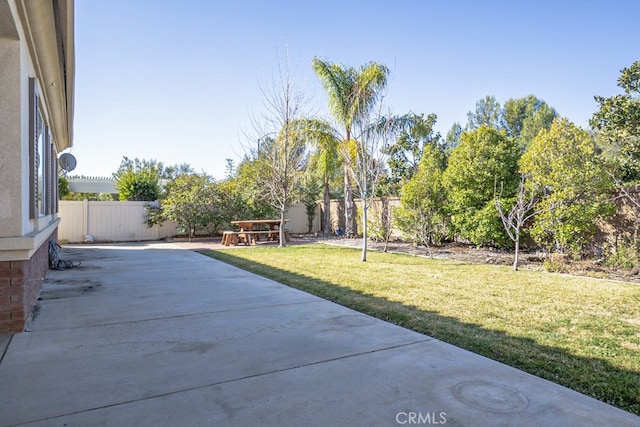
(221, 219, 290, 246)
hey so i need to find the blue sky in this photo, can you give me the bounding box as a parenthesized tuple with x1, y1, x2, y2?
(70, 1, 640, 179)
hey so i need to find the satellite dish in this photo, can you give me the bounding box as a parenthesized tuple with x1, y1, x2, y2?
(59, 153, 77, 172)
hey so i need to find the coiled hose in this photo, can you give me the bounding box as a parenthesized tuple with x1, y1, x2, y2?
(48, 240, 80, 270)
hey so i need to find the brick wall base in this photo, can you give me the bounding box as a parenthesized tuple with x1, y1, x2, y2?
(0, 229, 56, 333)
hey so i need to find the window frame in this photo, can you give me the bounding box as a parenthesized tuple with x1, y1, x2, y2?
(29, 78, 57, 219)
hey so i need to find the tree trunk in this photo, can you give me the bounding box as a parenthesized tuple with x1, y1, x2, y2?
(278, 208, 286, 248)
(513, 231, 520, 271)
(381, 197, 390, 252)
(323, 183, 331, 236)
(361, 201, 368, 262)
(344, 163, 354, 237)
(424, 241, 433, 258)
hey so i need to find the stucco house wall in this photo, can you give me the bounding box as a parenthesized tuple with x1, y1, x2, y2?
(0, 0, 74, 332)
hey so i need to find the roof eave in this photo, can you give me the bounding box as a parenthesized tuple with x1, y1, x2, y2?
(14, 0, 75, 152)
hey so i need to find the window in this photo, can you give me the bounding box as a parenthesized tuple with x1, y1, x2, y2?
(37, 126, 46, 216)
(29, 78, 57, 218)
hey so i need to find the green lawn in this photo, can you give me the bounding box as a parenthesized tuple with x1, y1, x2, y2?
(201, 244, 640, 415)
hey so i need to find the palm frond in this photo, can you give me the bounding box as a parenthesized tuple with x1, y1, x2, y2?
(312, 58, 351, 128)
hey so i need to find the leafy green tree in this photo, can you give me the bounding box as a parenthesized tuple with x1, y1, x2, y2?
(163, 163, 195, 179)
(215, 178, 248, 222)
(162, 163, 195, 197)
(161, 173, 210, 239)
(299, 174, 322, 233)
(466, 95, 503, 130)
(395, 143, 448, 255)
(230, 157, 276, 219)
(97, 193, 116, 201)
(385, 113, 441, 193)
(520, 118, 615, 254)
(58, 175, 70, 199)
(591, 61, 640, 182)
(161, 173, 232, 240)
(444, 126, 520, 247)
(503, 95, 557, 149)
(444, 122, 462, 153)
(313, 58, 389, 237)
(224, 158, 236, 179)
(201, 181, 237, 235)
(113, 157, 163, 201)
(63, 192, 102, 201)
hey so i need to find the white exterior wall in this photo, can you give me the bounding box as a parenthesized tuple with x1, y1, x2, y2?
(0, 1, 65, 260)
(0, 37, 22, 236)
(0, 0, 75, 331)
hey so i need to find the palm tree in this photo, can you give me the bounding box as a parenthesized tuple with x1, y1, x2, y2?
(312, 58, 389, 237)
(307, 125, 342, 236)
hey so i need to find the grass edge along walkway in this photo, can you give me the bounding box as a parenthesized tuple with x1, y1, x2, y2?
(200, 244, 640, 416)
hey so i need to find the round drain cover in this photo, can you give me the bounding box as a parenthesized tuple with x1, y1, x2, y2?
(453, 381, 529, 413)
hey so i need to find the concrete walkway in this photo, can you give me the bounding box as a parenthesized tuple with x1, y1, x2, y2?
(0, 242, 637, 426)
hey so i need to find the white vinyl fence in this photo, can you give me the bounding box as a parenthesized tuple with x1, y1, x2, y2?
(58, 201, 320, 243)
(58, 201, 179, 243)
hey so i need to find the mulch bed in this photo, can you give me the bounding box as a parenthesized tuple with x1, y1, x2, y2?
(317, 237, 640, 285)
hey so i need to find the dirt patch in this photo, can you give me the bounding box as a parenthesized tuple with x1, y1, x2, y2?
(316, 237, 640, 285)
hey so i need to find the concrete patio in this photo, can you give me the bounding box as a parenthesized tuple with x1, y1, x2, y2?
(0, 242, 637, 426)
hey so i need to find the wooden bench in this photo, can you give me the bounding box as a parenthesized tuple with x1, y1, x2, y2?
(221, 230, 290, 246)
(252, 230, 277, 243)
(221, 231, 242, 246)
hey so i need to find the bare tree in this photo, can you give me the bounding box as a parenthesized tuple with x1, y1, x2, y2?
(343, 104, 399, 261)
(495, 174, 541, 271)
(608, 172, 640, 255)
(610, 171, 640, 209)
(251, 53, 308, 247)
(378, 196, 394, 253)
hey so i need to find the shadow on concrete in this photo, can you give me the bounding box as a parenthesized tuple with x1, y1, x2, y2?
(200, 249, 640, 416)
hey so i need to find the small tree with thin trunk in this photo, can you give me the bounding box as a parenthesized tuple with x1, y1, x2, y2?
(300, 174, 321, 234)
(251, 54, 308, 247)
(344, 106, 399, 261)
(367, 196, 394, 252)
(495, 174, 540, 271)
